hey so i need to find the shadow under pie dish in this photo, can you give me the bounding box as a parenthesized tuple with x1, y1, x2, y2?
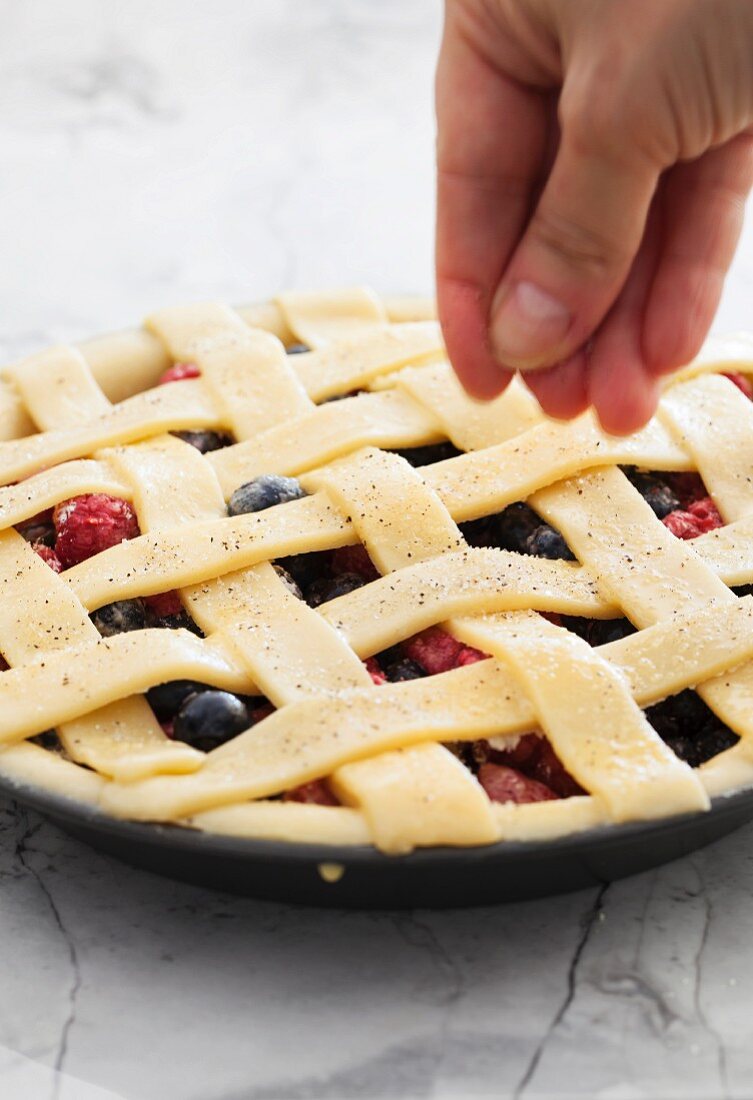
(2, 287, 753, 907)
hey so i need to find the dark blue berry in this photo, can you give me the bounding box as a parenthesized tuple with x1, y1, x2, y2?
(276, 551, 330, 591)
(91, 599, 146, 637)
(31, 730, 59, 750)
(622, 469, 680, 519)
(172, 690, 250, 751)
(489, 502, 541, 554)
(383, 657, 426, 682)
(306, 571, 364, 608)
(147, 680, 211, 722)
(286, 343, 310, 355)
(273, 564, 303, 600)
(645, 689, 738, 767)
(524, 524, 576, 561)
(584, 617, 637, 646)
(228, 475, 306, 516)
(395, 442, 462, 467)
(173, 430, 234, 453)
(18, 520, 56, 547)
(459, 516, 497, 548)
(150, 610, 204, 635)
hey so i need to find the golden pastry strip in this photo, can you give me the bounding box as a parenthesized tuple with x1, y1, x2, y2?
(207, 389, 443, 496)
(147, 302, 312, 439)
(660, 373, 753, 522)
(292, 322, 444, 401)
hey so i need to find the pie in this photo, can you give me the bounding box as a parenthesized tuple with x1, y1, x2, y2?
(0, 286, 753, 856)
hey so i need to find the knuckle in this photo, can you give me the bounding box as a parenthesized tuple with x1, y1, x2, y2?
(529, 208, 630, 279)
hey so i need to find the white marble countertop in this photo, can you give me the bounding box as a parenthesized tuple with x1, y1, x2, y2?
(1, 3, 753, 1098)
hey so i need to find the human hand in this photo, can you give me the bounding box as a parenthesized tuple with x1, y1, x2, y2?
(435, 0, 753, 433)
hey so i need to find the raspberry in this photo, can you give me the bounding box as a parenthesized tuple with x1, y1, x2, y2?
(158, 362, 201, 384)
(283, 779, 339, 806)
(478, 763, 558, 804)
(687, 496, 724, 532)
(528, 739, 585, 797)
(364, 657, 387, 685)
(724, 372, 753, 400)
(54, 494, 140, 568)
(143, 590, 184, 618)
(32, 542, 62, 573)
(475, 732, 544, 771)
(331, 544, 380, 580)
(404, 626, 488, 675)
(662, 510, 703, 540)
(663, 496, 723, 540)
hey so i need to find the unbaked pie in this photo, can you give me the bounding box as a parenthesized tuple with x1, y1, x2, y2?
(1, 287, 753, 855)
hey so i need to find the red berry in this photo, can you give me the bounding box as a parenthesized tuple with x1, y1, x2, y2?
(283, 779, 340, 806)
(404, 626, 488, 675)
(54, 494, 140, 568)
(143, 590, 183, 618)
(663, 510, 702, 540)
(32, 542, 62, 573)
(158, 362, 201, 385)
(687, 496, 724, 532)
(478, 763, 558, 804)
(331, 544, 379, 580)
(160, 720, 174, 739)
(663, 496, 723, 541)
(528, 739, 585, 797)
(364, 656, 386, 685)
(724, 372, 753, 400)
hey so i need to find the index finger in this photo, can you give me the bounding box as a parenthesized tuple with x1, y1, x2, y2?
(435, 6, 549, 397)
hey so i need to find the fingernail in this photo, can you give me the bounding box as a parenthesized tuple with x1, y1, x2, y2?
(491, 281, 571, 364)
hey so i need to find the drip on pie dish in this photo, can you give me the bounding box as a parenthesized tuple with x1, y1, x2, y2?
(1, 286, 753, 856)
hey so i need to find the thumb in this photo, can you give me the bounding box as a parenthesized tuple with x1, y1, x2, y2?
(489, 113, 659, 372)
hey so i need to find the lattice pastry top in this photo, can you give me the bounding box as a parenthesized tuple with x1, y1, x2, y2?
(0, 286, 753, 855)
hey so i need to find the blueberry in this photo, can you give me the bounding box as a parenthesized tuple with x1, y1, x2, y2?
(306, 571, 365, 607)
(228, 475, 306, 516)
(172, 690, 250, 751)
(173, 430, 234, 453)
(645, 689, 738, 767)
(584, 617, 637, 646)
(276, 551, 330, 591)
(489, 502, 541, 554)
(383, 657, 426, 682)
(18, 521, 56, 547)
(659, 723, 738, 768)
(151, 610, 204, 635)
(459, 515, 497, 549)
(273, 564, 303, 600)
(524, 524, 576, 561)
(91, 599, 146, 637)
(31, 730, 59, 750)
(286, 343, 310, 355)
(146, 680, 211, 722)
(394, 442, 462, 467)
(622, 469, 680, 519)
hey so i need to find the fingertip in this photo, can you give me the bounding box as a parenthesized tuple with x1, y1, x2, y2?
(589, 353, 660, 436)
(523, 352, 590, 420)
(437, 275, 515, 400)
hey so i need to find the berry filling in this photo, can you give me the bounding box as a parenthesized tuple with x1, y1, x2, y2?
(158, 362, 201, 384)
(645, 689, 738, 767)
(53, 494, 140, 568)
(723, 371, 753, 400)
(228, 474, 306, 516)
(283, 779, 340, 805)
(395, 442, 463, 468)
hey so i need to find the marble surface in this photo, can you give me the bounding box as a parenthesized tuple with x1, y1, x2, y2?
(1, 2, 753, 1098)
